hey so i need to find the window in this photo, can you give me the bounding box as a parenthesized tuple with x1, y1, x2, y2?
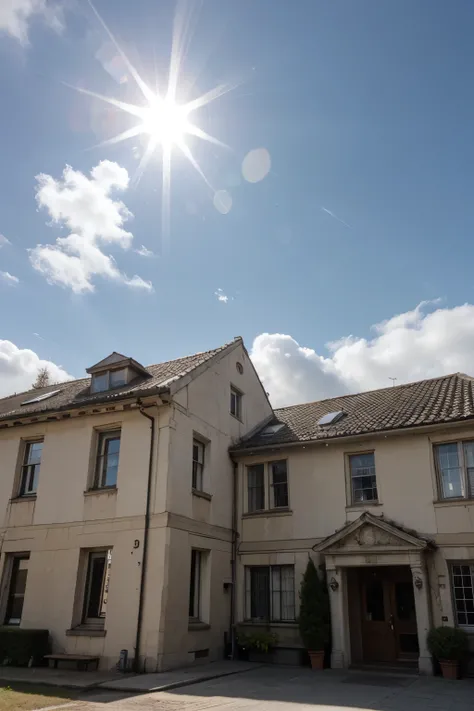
(189, 550, 202, 619)
(434, 442, 474, 500)
(94, 431, 121, 488)
(4, 555, 29, 625)
(91, 369, 128, 393)
(245, 565, 295, 621)
(270, 460, 288, 508)
(83, 550, 112, 624)
(192, 439, 205, 490)
(318, 411, 345, 426)
(247, 464, 265, 512)
(21, 389, 62, 406)
(19, 440, 43, 496)
(349, 452, 377, 503)
(451, 564, 474, 627)
(230, 386, 242, 420)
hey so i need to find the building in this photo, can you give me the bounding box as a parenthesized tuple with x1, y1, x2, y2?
(2, 345, 474, 675)
(231, 373, 474, 674)
(0, 338, 272, 671)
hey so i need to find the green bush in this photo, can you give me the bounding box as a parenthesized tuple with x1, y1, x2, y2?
(237, 630, 278, 653)
(298, 558, 331, 651)
(427, 626, 468, 661)
(0, 627, 50, 666)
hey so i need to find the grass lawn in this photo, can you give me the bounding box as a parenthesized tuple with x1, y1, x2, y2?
(0, 682, 78, 710)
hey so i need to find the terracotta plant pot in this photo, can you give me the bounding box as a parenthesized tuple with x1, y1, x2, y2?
(308, 650, 325, 670)
(439, 659, 460, 680)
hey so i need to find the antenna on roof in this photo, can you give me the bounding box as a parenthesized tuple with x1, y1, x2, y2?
(389, 377, 397, 387)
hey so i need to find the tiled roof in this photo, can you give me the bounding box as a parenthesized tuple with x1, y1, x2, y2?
(0, 341, 233, 423)
(234, 373, 474, 451)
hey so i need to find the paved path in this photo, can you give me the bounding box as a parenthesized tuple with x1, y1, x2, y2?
(49, 665, 474, 711)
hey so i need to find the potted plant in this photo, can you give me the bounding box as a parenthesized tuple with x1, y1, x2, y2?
(236, 630, 278, 663)
(298, 558, 330, 670)
(427, 626, 468, 679)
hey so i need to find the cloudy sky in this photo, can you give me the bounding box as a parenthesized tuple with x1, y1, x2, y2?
(2, 1, 474, 406)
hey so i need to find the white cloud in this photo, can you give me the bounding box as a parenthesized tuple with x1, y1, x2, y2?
(0, 340, 72, 398)
(30, 161, 153, 294)
(0, 0, 63, 45)
(0, 234, 11, 247)
(214, 288, 229, 303)
(251, 301, 474, 407)
(135, 245, 155, 258)
(0, 271, 19, 285)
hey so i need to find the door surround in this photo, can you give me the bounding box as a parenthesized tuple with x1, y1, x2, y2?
(313, 512, 435, 675)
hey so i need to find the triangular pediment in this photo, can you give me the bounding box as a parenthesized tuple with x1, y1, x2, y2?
(314, 512, 432, 554)
(87, 352, 129, 372)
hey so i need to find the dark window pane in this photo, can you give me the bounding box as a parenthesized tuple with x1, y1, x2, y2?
(248, 465, 265, 512)
(189, 550, 201, 618)
(86, 555, 106, 618)
(395, 582, 416, 622)
(5, 557, 29, 625)
(435, 443, 463, 498)
(250, 567, 270, 619)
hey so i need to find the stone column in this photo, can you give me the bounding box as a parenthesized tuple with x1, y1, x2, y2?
(327, 566, 346, 669)
(411, 563, 433, 675)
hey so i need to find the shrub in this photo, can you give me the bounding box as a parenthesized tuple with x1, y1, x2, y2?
(0, 627, 50, 666)
(427, 626, 468, 662)
(298, 558, 330, 651)
(237, 630, 278, 653)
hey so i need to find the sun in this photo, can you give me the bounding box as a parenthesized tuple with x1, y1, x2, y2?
(139, 97, 192, 150)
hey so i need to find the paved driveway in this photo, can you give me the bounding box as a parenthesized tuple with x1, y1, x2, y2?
(64, 666, 474, 711)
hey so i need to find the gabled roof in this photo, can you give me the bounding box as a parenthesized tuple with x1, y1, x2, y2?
(86, 352, 150, 377)
(0, 340, 239, 423)
(313, 512, 433, 554)
(233, 372, 474, 451)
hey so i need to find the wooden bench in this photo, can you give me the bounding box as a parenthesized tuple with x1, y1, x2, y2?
(44, 654, 100, 671)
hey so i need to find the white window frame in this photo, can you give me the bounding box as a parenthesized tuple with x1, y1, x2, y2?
(245, 460, 289, 513)
(192, 439, 205, 491)
(82, 549, 112, 625)
(93, 430, 121, 489)
(348, 451, 378, 505)
(18, 439, 44, 497)
(230, 386, 243, 420)
(450, 562, 474, 629)
(91, 368, 128, 393)
(244, 564, 295, 622)
(434, 441, 474, 500)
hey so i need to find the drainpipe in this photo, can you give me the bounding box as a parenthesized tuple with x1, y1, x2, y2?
(134, 402, 155, 673)
(230, 460, 238, 659)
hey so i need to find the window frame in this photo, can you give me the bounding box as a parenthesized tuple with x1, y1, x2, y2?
(93, 430, 121, 489)
(434, 440, 474, 501)
(247, 464, 266, 513)
(245, 459, 290, 513)
(192, 438, 205, 491)
(91, 368, 128, 393)
(244, 564, 295, 622)
(18, 439, 44, 497)
(3, 554, 30, 626)
(82, 549, 112, 626)
(450, 562, 474, 629)
(230, 386, 243, 420)
(348, 451, 378, 505)
(269, 460, 289, 509)
(189, 549, 202, 621)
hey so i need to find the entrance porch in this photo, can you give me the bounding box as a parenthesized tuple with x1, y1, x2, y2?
(314, 512, 435, 675)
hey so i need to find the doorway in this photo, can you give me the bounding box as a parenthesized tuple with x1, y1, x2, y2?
(350, 566, 419, 666)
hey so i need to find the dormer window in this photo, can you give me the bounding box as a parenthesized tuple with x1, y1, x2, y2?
(91, 368, 128, 393)
(87, 352, 150, 394)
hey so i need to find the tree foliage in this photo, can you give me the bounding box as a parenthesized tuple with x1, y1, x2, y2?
(298, 557, 331, 651)
(32, 367, 51, 389)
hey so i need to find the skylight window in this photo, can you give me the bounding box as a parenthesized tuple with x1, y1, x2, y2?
(21, 389, 62, 406)
(318, 411, 345, 426)
(261, 423, 285, 436)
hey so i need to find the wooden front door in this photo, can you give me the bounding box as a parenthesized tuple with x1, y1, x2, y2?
(360, 567, 419, 664)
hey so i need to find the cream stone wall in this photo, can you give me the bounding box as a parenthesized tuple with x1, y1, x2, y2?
(0, 341, 272, 672)
(235, 422, 474, 665)
(158, 343, 272, 669)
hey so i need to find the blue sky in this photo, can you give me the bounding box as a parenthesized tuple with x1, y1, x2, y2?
(2, 0, 474, 405)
